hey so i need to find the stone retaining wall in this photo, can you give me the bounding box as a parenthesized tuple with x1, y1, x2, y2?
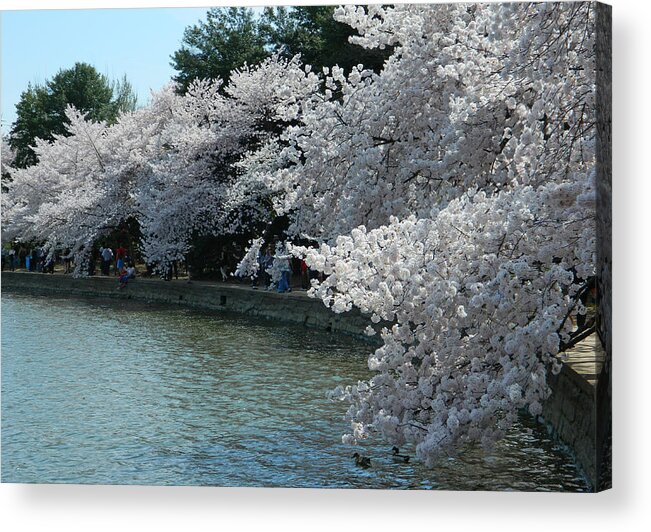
(541, 365, 597, 490)
(1, 271, 374, 341)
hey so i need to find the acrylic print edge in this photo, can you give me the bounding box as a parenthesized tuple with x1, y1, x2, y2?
(595, 0, 612, 493)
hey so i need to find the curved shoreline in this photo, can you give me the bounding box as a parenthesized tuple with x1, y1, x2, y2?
(1, 271, 376, 342)
(1, 270, 598, 490)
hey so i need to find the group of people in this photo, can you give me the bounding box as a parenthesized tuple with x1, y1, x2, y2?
(252, 247, 312, 293)
(3, 240, 319, 294)
(1, 245, 55, 273)
(98, 245, 137, 288)
(99, 245, 130, 276)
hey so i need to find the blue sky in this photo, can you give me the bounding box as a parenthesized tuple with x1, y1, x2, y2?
(1, 7, 216, 133)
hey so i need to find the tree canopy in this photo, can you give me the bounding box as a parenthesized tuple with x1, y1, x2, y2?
(170, 5, 390, 93)
(9, 62, 137, 168)
(170, 7, 268, 92)
(261, 6, 390, 74)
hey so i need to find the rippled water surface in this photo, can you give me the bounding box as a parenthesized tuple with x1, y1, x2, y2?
(2, 292, 587, 490)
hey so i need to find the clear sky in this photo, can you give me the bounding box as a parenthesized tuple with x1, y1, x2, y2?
(0, 1, 338, 135)
(1, 6, 214, 133)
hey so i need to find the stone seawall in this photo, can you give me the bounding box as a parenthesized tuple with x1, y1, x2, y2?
(2, 270, 599, 489)
(1, 271, 374, 341)
(541, 363, 597, 490)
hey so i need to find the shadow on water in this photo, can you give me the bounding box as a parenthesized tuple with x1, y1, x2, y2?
(1, 292, 588, 491)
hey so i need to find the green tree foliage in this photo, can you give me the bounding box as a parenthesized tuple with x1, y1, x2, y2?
(261, 6, 390, 75)
(171, 6, 390, 93)
(1, 135, 16, 192)
(170, 7, 267, 92)
(109, 75, 139, 121)
(9, 63, 137, 168)
(8, 84, 49, 169)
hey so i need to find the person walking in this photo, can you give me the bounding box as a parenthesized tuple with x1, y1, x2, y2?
(261, 247, 273, 289)
(8, 247, 16, 271)
(62, 249, 73, 274)
(251, 247, 266, 289)
(18, 246, 27, 270)
(88, 247, 98, 276)
(101, 246, 113, 276)
(115, 245, 127, 275)
(300, 259, 310, 290)
(276, 250, 292, 293)
(34, 247, 43, 272)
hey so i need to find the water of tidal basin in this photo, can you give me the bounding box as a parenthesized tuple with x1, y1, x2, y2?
(1, 292, 587, 491)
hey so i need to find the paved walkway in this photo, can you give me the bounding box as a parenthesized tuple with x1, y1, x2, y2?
(561, 333, 605, 387)
(5, 268, 313, 300)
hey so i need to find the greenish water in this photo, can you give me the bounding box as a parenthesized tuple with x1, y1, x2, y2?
(1, 292, 587, 490)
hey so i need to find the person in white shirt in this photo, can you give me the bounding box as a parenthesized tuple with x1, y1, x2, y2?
(101, 247, 113, 276)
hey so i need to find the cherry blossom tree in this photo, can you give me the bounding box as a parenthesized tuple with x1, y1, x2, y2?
(264, 3, 595, 243)
(136, 55, 320, 270)
(294, 175, 595, 461)
(2, 108, 115, 268)
(2, 55, 320, 275)
(281, 3, 598, 461)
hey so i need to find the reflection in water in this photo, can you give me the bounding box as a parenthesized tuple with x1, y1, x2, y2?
(1, 292, 587, 490)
